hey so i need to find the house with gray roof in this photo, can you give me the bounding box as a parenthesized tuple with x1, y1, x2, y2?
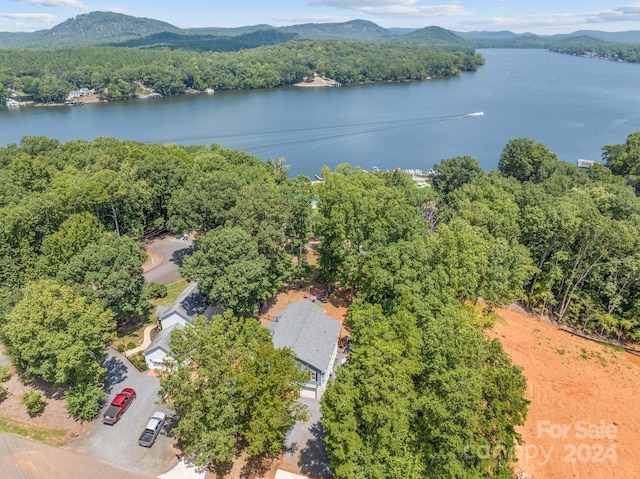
(268, 300, 342, 399)
(144, 281, 222, 370)
(154, 281, 222, 331)
(144, 323, 183, 370)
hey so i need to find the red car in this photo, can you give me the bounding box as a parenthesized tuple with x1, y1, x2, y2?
(102, 387, 136, 425)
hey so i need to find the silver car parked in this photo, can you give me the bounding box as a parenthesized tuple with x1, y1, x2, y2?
(138, 411, 166, 447)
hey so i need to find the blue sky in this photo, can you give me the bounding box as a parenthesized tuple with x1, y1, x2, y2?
(2, 1, 640, 34)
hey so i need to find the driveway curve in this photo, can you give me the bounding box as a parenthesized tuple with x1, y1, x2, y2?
(143, 236, 193, 285)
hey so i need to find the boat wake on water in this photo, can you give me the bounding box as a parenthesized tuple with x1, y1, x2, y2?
(159, 111, 485, 152)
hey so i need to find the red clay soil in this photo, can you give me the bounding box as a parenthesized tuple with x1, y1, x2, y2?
(488, 307, 640, 479)
(142, 248, 163, 273)
(21, 237, 640, 479)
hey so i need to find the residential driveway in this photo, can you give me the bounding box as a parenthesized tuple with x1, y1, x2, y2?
(0, 433, 157, 479)
(69, 349, 177, 476)
(281, 398, 332, 479)
(143, 236, 193, 285)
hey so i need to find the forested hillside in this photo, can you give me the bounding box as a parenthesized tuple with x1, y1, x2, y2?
(0, 41, 484, 104)
(1, 131, 640, 475)
(0, 12, 466, 48)
(549, 41, 640, 62)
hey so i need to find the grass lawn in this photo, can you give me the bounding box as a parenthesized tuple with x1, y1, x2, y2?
(0, 416, 68, 447)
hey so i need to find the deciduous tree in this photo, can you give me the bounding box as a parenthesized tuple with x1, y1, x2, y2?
(1, 279, 115, 386)
(498, 137, 559, 183)
(58, 233, 148, 322)
(159, 314, 307, 466)
(181, 227, 271, 317)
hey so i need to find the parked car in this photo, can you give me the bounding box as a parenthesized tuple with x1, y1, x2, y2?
(138, 411, 166, 447)
(102, 388, 136, 425)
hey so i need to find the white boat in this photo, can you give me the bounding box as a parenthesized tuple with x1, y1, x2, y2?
(205, 88, 215, 94)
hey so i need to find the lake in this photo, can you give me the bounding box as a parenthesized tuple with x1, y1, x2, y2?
(1, 49, 639, 177)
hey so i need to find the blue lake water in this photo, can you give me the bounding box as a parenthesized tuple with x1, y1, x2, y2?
(1, 49, 639, 177)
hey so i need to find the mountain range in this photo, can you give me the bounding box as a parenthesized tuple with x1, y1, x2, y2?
(0, 11, 639, 50)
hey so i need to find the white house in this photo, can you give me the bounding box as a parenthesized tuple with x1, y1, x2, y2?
(577, 158, 596, 169)
(144, 281, 222, 370)
(144, 323, 182, 370)
(268, 300, 342, 399)
(154, 281, 221, 330)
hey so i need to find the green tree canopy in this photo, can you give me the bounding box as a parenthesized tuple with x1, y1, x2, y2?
(431, 155, 484, 197)
(57, 233, 149, 322)
(1, 279, 115, 386)
(315, 167, 419, 295)
(602, 131, 640, 191)
(498, 137, 559, 183)
(181, 227, 272, 317)
(226, 183, 295, 286)
(159, 314, 307, 466)
(322, 302, 424, 478)
(36, 212, 105, 276)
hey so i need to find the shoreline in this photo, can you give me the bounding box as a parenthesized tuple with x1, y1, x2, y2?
(294, 75, 341, 88)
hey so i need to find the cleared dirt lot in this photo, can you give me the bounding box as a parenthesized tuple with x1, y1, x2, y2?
(5, 232, 638, 479)
(489, 307, 640, 479)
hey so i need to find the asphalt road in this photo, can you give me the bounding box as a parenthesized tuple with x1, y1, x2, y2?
(69, 349, 177, 476)
(143, 236, 193, 285)
(0, 433, 157, 479)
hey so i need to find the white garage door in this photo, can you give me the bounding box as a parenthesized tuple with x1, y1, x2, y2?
(300, 386, 317, 399)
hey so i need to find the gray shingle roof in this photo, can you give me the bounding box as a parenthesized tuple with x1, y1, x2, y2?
(144, 323, 183, 355)
(268, 300, 341, 373)
(156, 282, 222, 324)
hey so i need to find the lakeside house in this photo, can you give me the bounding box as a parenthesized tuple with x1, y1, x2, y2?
(577, 158, 596, 169)
(144, 281, 222, 370)
(267, 300, 341, 399)
(68, 87, 90, 99)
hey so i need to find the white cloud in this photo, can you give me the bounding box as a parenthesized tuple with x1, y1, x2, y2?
(0, 12, 57, 21)
(459, 3, 640, 33)
(0, 12, 58, 32)
(272, 14, 352, 24)
(15, 0, 88, 9)
(307, 0, 471, 18)
(309, 0, 416, 6)
(587, 3, 640, 23)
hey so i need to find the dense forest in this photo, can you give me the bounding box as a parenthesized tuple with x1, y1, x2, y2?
(1, 131, 640, 476)
(0, 41, 484, 104)
(549, 42, 640, 63)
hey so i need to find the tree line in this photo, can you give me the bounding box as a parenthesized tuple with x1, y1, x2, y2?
(549, 42, 640, 63)
(1, 131, 640, 476)
(0, 41, 484, 103)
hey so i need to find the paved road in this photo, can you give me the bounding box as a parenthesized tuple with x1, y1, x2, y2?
(143, 236, 193, 285)
(0, 433, 157, 479)
(69, 350, 177, 476)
